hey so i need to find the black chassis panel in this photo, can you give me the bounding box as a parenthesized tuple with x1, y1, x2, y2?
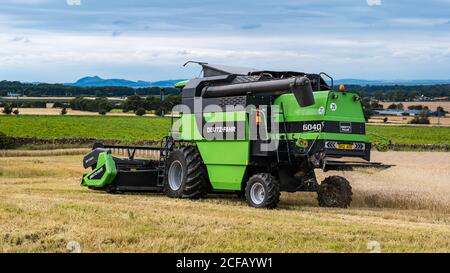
(279, 121, 365, 135)
(110, 156, 162, 191)
(249, 139, 371, 168)
(111, 170, 161, 192)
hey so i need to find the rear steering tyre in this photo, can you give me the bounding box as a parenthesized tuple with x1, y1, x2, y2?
(164, 146, 208, 199)
(245, 173, 280, 209)
(317, 176, 352, 208)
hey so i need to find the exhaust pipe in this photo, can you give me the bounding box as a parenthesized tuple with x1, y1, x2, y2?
(201, 76, 315, 107)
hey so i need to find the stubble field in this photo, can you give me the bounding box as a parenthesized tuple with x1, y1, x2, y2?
(0, 150, 449, 253)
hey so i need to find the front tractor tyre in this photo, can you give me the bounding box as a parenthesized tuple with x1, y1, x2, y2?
(164, 146, 208, 199)
(317, 176, 352, 208)
(245, 173, 280, 209)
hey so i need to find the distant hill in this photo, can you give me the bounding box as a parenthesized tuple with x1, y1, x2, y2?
(67, 76, 186, 88)
(66, 76, 450, 88)
(2, 78, 449, 100)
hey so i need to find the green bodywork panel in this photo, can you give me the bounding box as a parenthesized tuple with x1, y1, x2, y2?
(82, 152, 117, 188)
(180, 111, 248, 191)
(274, 91, 369, 142)
(197, 142, 248, 190)
(178, 90, 368, 191)
(275, 91, 366, 123)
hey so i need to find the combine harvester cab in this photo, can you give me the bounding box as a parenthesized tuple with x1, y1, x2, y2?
(81, 62, 391, 209)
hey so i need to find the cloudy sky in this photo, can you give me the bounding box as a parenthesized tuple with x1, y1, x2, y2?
(1, 0, 450, 82)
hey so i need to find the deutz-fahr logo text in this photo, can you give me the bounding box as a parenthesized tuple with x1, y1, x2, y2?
(206, 126, 237, 133)
(339, 122, 352, 133)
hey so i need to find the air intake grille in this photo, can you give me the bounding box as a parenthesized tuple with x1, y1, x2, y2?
(232, 76, 261, 84)
(218, 96, 247, 107)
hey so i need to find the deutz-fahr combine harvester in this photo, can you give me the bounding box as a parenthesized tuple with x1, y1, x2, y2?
(81, 62, 389, 209)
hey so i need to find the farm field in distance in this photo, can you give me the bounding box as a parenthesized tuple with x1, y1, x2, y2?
(380, 101, 450, 111)
(1, 115, 450, 145)
(0, 151, 449, 252)
(369, 116, 450, 126)
(366, 124, 450, 145)
(0, 108, 138, 116)
(0, 115, 171, 142)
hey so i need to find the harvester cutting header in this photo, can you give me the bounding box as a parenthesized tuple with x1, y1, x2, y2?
(81, 62, 390, 209)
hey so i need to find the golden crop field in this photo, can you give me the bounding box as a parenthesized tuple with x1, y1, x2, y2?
(371, 101, 450, 126)
(369, 116, 450, 126)
(380, 101, 450, 111)
(0, 151, 449, 253)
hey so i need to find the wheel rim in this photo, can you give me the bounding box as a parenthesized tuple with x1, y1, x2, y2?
(250, 182, 266, 205)
(168, 160, 183, 191)
(323, 187, 338, 206)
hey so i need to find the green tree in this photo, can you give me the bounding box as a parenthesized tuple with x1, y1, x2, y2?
(369, 100, 383, 110)
(409, 111, 430, 124)
(124, 95, 144, 111)
(387, 103, 403, 110)
(387, 103, 397, 110)
(144, 96, 162, 111)
(2, 104, 13, 115)
(69, 97, 113, 113)
(436, 106, 447, 116)
(135, 108, 146, 116)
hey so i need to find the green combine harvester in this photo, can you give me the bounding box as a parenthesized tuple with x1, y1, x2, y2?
(81, 62, 390, 208)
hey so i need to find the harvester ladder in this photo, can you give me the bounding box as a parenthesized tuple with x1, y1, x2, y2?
(157, 136, 173, 187)
(277, 103, 292, 164)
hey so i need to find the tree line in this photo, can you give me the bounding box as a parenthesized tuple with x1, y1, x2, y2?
(1, 80, 450, 101)
(1, 94, 182, 116)
(0, 81, 180, 97)
(0, 101, 47, 108)
(68, 95, 181, 116)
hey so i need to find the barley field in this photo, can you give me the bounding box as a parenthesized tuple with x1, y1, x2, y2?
(369, 116, 450, 126)
(0, 151, 449, 253)
(380, 101, 450, 111)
